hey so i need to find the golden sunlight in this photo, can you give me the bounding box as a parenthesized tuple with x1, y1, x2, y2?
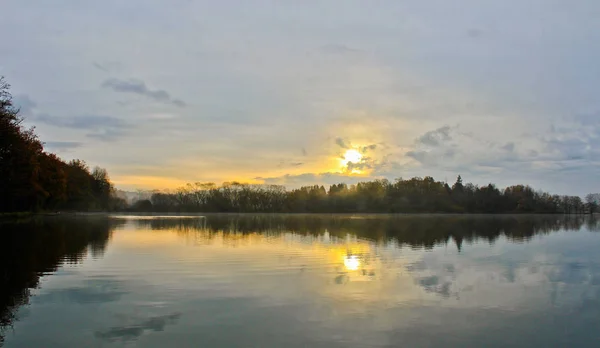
(342, 149, 362, 165)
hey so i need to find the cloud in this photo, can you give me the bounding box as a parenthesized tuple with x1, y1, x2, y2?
(33, 114, 131, 141)
(360, 144, 377, 152)
(35, 114, 126, 129)
(102, 78, 186, 107)
(44, 141, 83, 151)
(290, 162, 303, 167)
(86, 128, 128, 141)
(171, 99, 186, 107)
(416, 125, 452, 147)
(93, 62, 109, 72)
(405, 150, 427, 163)
(502, 142, 515, 152)
(542, 121, 599, 161)
(335, 137, 349, 149)
(403, 125, 541, 180)
(318, 44, 362, 55)
(92, 61, 123, 73)
(347, 159, 375, 172)
(301, 148, 308, 156)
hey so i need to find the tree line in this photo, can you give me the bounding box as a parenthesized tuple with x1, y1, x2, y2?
(0, 77, 123, 212)
(130, 176, 599, 214)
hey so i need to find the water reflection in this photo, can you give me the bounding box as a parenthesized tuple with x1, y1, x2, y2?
(0, 216, 120, 345)
(1, 214, 600, 347)
(344, 255, 360, 271)
(131, 214, 597, 250)
(95, 313, 181, 342)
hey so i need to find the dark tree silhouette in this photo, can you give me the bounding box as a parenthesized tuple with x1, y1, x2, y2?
(126, 177, 589, 214)
(0, 77, 123, 213)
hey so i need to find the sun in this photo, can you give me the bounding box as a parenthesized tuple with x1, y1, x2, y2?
(342, 149, 362, 165)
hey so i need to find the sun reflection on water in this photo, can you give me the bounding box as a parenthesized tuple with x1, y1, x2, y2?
(344, 255, 360, 271)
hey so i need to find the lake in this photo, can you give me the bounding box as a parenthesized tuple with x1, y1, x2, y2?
(1, 214, 600, 347)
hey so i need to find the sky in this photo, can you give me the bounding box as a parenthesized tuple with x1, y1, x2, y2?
(1, 0, 599, 195)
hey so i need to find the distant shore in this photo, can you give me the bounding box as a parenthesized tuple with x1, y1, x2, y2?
(2, 211, 597, 218)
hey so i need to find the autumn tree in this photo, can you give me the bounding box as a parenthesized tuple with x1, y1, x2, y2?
(0, 76, 118, 213)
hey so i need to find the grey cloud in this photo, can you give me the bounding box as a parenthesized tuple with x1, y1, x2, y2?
(92, 61, 123, 73)
(13, 95, 131, 142)
(406, 126, 523, 174)
(301, 147, 308, 156)
(86, 128, 128, 141)
(33, 114, 131, 141)
(544, 134, 596, 161)
(417, 125, 452, 147)
(360, 144, 377, 152)
(102, 78, 186, 107)
(95, 313, 181, 342)
(172, 99, 186, 107)
(44, 141, 83, 151)
(347, 160, 374, 172)
(444, 148, 456, 158)
(93, 62, 109, 72)
(406, 150, 428, 163)
(335, 137, 349, 148)
(35, 114, 127, 129)
(318, 44, 361, 55)
(541, 116, 600, 162)
(276, 160, 304, 168)
(501, 142, 515, 152)
(550, 139, 591, 160)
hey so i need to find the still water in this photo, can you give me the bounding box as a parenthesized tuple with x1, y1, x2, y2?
(1, 214, 600, 347)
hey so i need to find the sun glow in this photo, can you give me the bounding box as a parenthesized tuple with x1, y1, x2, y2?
(342, 149, 362, 165)
(338, 149, 364, 174)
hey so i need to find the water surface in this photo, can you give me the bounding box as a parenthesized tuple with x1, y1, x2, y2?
(2, 214, 600, 347)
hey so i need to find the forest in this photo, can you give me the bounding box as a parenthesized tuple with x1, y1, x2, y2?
(131, 179, 599, 214)
(0, 77, 123, 213)
(2, 76, 598, 215)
